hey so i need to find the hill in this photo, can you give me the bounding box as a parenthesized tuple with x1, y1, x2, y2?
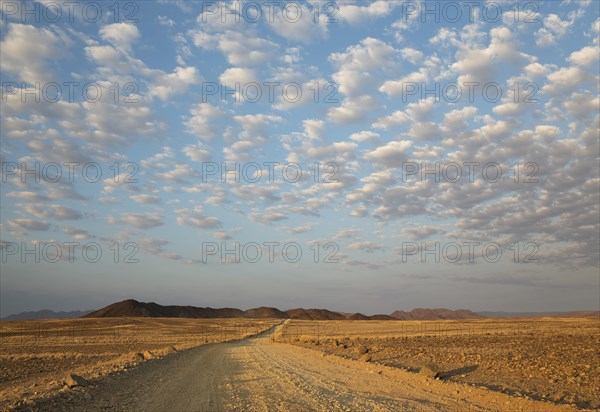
(285, 308, 347, 320)
(478, 310, 600, 318)
(391, 308, 483, 320)
(2, 309, 93, 321)
(85, 300, 247, 319)
(81, 300, 599, 321)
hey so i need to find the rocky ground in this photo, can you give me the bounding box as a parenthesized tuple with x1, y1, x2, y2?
(4, 321, 585, 412)
(276, 318, 600, 410)
(0, 317, 279, 411)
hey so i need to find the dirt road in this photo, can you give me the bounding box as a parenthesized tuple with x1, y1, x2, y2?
(24, 321, 583, 412)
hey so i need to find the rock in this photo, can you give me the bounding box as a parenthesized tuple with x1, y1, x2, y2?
(357, 346, 369, 355)
(132, 353, 145, 361)
(142, 351, 156, 360)
(360, 354, 372, 362)
(64, 374, 88, 388)
(418, 366, 439, 379)
(83, 392, 92, 401)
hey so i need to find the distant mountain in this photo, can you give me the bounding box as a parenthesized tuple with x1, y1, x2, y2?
(391, 308, 483, 320)
(85, 299, 248, 319)
(2, 309, 93, 321)
(285, 308, 347, 320)
(244, 307, 288, 319)
(478, 311, 600, 318)
(80, 300, 600, 321)
(348, 313, 370, 320)
(349, 313, 397, 320)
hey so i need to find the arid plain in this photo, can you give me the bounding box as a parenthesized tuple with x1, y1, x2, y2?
(1, 316, 598, 411)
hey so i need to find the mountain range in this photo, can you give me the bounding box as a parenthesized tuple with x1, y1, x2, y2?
(2, 300, 598, 321)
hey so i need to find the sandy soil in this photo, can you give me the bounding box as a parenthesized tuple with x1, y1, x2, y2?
(0, 318, 279, 411)
(2, 318, 597, 411)
(8, 320, 589, 412)
(276, 318, 600, 410)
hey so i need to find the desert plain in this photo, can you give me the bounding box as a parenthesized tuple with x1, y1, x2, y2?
(0, 316, 598, 411)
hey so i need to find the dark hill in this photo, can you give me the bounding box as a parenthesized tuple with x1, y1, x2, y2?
(85, 299, 246, 319)
(284, 308, 346, 320)
(244, 307, 288, 319)
(84, 299, 594, 321)
(348, 313, 370, 320)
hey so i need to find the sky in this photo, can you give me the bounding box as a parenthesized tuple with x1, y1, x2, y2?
(0, 0, 599, 316)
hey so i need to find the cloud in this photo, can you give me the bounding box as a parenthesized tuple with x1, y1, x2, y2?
(348, 241, 385, 253)
(328, 95, 380, 123)
(0, 24, 63, 83)
(364, 141, 413, 169)
(190, 29, 278, 66)
(283, 223, 313, 234)
(250, 207, 288, 224)
(130, 194, 162, 204)
(120, 213, 164, 229)
(175, 207, 222, 229)
(349, 131, 380, 143)
(330, 37, 398, 97)
(63, 227, 91, 241)
(267, 3, 329, 43)
(149, 66, 201, 100)
(7, 219, 50, 231)
(219, 67, 258, 85)
(567, 46, 599, 67)
(186, 103, 227, 141)
(337, 1, 396, 25)
(18, 204, 83, 220)
(535, 13, 576, 47)
(183, 143, 212, 162)
(542, 66, 593, 95)
(99, 23, 140, 52)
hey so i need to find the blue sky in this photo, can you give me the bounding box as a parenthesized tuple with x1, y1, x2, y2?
(1, 0, 599, 315)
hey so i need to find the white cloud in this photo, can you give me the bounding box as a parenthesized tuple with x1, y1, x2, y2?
(0, 24, 63, 83)
(190, 29, 278, 66)
(183, 143, 212, 162)
(130, 194, 162, 204)
(337, 1, 395, 24)
(568, 46, 599, 67)
(7, 219, 50, 231)
(348, 241, 385, 253)
(267, 3, 328, 43)
(328, 95, 380, 124)
(99, 23, 140, 52)
(349, 131, 380, 143)
(330, 37, 398, 97)
(186, 103, 227, 141)
(542, 66, 592, 95)
(364, 140, 413, 169)
(121, 213, 164, 229)
(175, 206, 222, 229)
(149, 66, 201, 101)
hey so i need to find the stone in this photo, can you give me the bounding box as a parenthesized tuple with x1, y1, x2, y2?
(418, 366, 439, 379)
(64, 374, 88, 388)
(360, 354, 372, 362)
(142, 351, 156, 360)
(357, 346, 369, 355)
